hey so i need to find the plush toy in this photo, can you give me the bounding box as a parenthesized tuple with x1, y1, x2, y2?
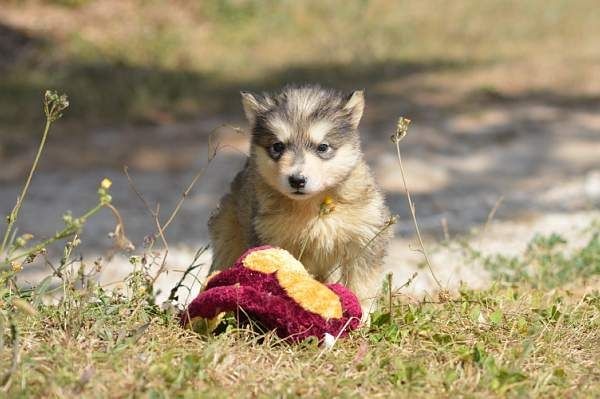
(181, 246, 362, 342)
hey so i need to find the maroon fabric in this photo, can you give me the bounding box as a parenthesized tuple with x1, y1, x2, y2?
(181, 246, 362, 342)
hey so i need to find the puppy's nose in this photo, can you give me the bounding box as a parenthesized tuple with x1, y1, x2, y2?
(288, 175, 307, 189)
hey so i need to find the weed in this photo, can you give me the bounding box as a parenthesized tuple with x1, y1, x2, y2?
(392, 117, 443, 291)
(482, 231, 600, 289)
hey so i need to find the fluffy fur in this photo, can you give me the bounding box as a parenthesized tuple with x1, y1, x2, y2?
(208, 85, 392, 314)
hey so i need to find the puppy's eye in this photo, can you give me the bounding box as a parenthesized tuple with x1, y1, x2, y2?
(317, 143, 330, 153)
(271, 142, 285, 153)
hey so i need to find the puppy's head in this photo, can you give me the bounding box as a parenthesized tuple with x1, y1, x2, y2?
(242, 85, 365, 200)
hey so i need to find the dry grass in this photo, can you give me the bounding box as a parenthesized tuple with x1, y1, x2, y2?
(2, 259, 599, 397)
(0, 109, 597, 397)
(2, 3, 600, 397)
(2, 141, 599, 397)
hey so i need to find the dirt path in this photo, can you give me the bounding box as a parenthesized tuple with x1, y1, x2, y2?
(2, 100, 599, 302)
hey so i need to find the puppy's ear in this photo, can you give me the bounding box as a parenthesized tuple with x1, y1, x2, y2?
(241, 91, 270, 126)
(343, 90, 365, 130)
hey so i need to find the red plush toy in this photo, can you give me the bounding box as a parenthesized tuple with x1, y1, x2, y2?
(181, 246, 362, 342)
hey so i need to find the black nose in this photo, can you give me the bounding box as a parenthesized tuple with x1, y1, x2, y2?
(288, 175, 307, 189)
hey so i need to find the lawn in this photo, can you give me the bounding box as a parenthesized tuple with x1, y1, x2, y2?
(1, 228, 599, 397)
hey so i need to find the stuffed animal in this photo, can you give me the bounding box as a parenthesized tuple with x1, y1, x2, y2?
(181, 246, 362, 342)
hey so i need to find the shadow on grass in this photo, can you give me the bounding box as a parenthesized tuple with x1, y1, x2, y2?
(5, 18, 599, 135)
(0, 22, 41, 70)
(1, 22, 598, 237)
(0, 21, 475, 135)
(1, 59, 471, 130)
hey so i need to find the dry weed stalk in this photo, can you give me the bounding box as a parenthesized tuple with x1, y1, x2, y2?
(124, 124, 243, 289)
(0, 91, 68, 257)
(391, 117, 443, 291)
(1, 92, 128, 275)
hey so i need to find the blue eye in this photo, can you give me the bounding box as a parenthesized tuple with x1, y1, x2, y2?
(317, 143, 329, 153)
(271, 142, 285, 153)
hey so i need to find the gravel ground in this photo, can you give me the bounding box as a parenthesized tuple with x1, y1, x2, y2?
(2, 102, 599, 302)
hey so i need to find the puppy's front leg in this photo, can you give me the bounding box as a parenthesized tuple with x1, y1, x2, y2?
(343, 258, 384, 323)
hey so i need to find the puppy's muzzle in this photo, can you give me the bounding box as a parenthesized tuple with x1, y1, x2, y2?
(288, 174, 307, 190)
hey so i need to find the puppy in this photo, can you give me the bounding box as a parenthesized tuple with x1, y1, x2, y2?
(208, 85, 392, 315)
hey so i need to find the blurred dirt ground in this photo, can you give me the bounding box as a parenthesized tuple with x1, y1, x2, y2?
(4, 94, 599, 300)
(1, 1, 599, 299)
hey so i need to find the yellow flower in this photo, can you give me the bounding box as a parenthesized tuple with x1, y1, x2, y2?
(100, 178, 112, 190)
(11, 261, 23, 273)
(319, 195, 336, 216)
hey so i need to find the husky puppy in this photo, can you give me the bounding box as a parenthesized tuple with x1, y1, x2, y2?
(208, 85, 392, 315)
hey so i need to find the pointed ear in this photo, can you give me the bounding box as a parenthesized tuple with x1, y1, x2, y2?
(241, 91, 269, 126)
(343, 90, 365, 129)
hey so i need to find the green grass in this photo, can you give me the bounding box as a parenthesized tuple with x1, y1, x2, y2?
(2, 226, 599, 398)
(483, 229, 600, 289)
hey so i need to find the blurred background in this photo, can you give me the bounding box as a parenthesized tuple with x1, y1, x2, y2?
(1, 0, 599, 295)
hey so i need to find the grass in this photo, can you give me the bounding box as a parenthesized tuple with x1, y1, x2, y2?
(1, 3, 600, 395)
(483, 229, 600, 289)
(1, 230, 599, 397)
(2, 0, 600, 134)
(1, 95, 598, 397)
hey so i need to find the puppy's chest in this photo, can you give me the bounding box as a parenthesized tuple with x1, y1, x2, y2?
(253, 203, 379, 275)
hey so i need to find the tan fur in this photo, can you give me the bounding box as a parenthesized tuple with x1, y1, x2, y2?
(208, 86, 392, 316)
(208, 157, 391, 314)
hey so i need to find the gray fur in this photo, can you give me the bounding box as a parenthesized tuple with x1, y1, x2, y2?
(208, 85, 392, 315)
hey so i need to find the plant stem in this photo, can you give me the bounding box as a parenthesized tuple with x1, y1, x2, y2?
(3, 203, 104, 267)
(392, 120, 442, 290)
(1, 118, 53, 257)
(387, 272, 393, 316)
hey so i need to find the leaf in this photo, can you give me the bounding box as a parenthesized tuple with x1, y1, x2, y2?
(33, 275, 54, 302)
(432, 333, 452, 345)
(472, 343, 485, 364)
(372, 312, 391, 327)
(490, 309, 503, 325)
(494, 368, 528, 389)
(470, 305, 481, 323)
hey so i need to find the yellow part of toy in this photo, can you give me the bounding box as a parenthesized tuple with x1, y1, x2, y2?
(188, 312, 225, 334)
(242, 248, 343, 319)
